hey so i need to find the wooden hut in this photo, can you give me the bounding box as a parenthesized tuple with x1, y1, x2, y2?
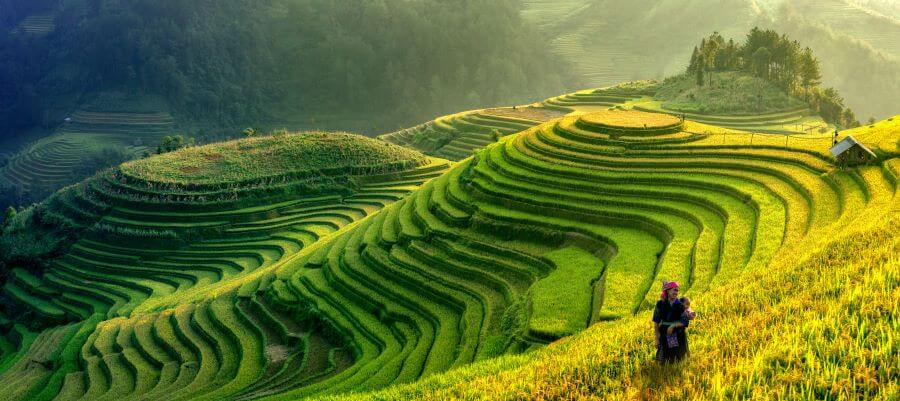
(829, 135, 876, 167)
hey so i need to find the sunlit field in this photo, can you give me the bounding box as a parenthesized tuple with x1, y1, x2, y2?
(0, 3, 898, 399)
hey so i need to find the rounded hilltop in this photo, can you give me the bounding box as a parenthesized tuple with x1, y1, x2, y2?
(122, 131, 430, 186)
(0, 131, 447, 309)
(579, 109, 682, 130)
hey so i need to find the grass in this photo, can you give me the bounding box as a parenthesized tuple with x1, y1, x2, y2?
(123, 132, 427, 185)
(578, 109, 682, 129)
(528, 247, 603, 339)
(837, 115, 900, 157)
(380, 109, 547, 162)
(654, 71, 807, 115)
(0, 130, 449, 399)
(324, 210, 898, 401)
(0, 108, 176, 202)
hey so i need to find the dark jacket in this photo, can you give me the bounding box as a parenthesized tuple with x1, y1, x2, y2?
(652, 298, 690, 362)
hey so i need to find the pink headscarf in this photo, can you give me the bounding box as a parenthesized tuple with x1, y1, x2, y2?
(660, 281, 680, 300)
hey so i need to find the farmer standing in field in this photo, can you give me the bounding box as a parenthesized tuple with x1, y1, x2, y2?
(652, 281, 692, 363)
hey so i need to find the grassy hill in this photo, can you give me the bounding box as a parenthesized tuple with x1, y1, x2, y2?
(653, 71, 806, 115)
(380, 106, 565, 162)
(0, 89, 896, 400)
(837, 114, 900, 156)
(0, 132, 449, 399)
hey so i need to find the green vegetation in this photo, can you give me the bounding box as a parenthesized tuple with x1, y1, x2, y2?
(837, 115, 900, 157)
(124, 132, 426, 185)
(543, 85, 655, 112)
(319, 107, 897, 401)
(655, 71, 806, 114)
(529, 247, 603, 339)
(0, 75, 896, 401)
(520, 0, 900, 121)
(0, 104, 176, 206)
(687, 29, 860, 127)
(380, 106, 566, 162)
(0, 130, 449, 399)
(337, 209, 899, 400)
(264, 107, 891, 398)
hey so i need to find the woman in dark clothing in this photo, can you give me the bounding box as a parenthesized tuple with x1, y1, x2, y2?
(652, 281, 691, 363)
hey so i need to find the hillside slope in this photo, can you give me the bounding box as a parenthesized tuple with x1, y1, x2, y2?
(0, 105, 176, 205)
(333, 186, 898, 400)
(0, 133, 449, 400)
(0, 94, 896, 400)
(317, 111, 899, 400)
(287, 109, 894, 398)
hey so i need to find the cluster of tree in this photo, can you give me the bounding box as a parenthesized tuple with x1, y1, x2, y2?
(687, 28, 860, 128)
(1, 0, 573, 139)
(154, 135, 193, 155)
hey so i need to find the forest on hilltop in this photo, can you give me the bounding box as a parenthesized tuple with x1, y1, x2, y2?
(686, 28, 859, 127)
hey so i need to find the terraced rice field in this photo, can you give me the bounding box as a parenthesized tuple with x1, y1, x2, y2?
(13, 14, 55, 36)
(326, 110, 897, 401)
(269, 109, 894, 399)
(379, 90, 655, 163)
(520, 0, 591, 31)
(1, 103, 896, 400)
(520, 0, 663, 86)
(0, 111, 175, 199)
(0, 133, 449, 400)
(543, 86, 654, 114)
(379, 107, 563, 162)
(632, 101, 830, 135)
(836, 114, 900, 155)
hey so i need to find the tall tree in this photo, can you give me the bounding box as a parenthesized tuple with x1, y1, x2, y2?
(799, 47, 822, 101)
(696, 64, 705, 87)
(752, 47, 772, 78)
(688, 46, 700, 73)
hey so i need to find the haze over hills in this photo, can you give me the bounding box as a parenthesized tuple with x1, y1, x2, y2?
(521, 0, 900, 120)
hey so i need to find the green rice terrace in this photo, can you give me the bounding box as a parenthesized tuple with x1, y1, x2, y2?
(378, 83, 654, 162)
(0, 91, 898, 400)
(0, 109, 176, 200)
(380, 77, 831, 165)
(0, 132, 449, 400)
